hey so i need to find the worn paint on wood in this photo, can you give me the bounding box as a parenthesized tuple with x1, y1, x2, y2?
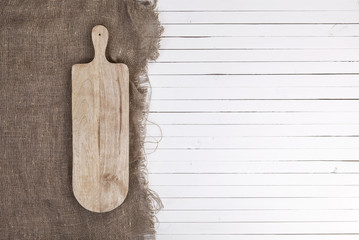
(72, 25, 129, 213)
(148, 1, 359, 238)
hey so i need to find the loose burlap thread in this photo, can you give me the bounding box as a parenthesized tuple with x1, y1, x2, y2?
(0, 0, 163, 239)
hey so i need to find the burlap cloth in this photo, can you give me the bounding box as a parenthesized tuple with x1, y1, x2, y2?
(0, 0, 163, 239)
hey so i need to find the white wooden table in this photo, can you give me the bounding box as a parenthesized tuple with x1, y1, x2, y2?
(147, 0, 359, 239)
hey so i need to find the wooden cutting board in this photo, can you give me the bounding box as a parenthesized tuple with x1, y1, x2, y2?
(72, 25, 129, 213)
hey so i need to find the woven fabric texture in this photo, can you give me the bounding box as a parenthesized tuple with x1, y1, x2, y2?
(0, 0, 162, 239)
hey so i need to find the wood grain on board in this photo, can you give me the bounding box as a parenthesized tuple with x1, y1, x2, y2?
(72, 25, 129, 213)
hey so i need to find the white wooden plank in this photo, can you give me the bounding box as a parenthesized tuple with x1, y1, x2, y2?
(148, 100, 359, 112)
(148, 161, 359, 173)
(149, 62, 359, 75)
(149, 75, 359, 87)
(152, 186, 359, 198)
(147, 125, 359, 137)
(152, 0, 359, 238)
(157, 0, 359, 11)
(159, 37, 359, 49)
(162, 25, 359, 37)
(155, 49, 359, 62)
(150, 87, 359, 99)
(145, 137, 359, 149)
(157, 235, 359, 240)
(157, 209, 359, 222)
(161, 198, 359, 209)
(148, 149, 359, 161)
(159, 11, 359, 24)
(148, 174, 359, 186)
(147, 113, 359, 124)
(157, 222, 359, 234)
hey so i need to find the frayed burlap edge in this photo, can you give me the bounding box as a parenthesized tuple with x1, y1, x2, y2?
(123, 0, 164, 238)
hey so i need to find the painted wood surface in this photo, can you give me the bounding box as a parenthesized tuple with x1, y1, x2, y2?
(72, 25, 129, 213)
(147, 0, 359, 239)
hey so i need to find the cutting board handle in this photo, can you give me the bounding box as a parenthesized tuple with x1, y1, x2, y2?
(91, 25, 109, 62)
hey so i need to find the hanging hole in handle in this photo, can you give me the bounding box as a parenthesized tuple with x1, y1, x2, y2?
(99, 33, 101, 36)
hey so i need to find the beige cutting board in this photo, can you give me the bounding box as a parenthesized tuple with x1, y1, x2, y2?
(72, 25, 129, 213)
